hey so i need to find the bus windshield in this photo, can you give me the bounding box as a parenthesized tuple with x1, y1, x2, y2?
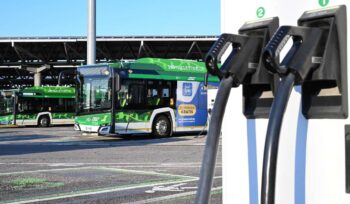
(78, 67, 112, 114)
(0, 91, 14, 116)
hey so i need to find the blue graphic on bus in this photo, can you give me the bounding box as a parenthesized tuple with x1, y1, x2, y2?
(182, 83, 193, 96)
(176, 81, 208, 129)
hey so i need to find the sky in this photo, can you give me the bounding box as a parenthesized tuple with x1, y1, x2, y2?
(0, 0, 220, 37)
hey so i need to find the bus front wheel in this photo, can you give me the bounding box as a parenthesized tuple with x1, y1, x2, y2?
(38, 115, 50, 127)
(152, 115, 171, 137)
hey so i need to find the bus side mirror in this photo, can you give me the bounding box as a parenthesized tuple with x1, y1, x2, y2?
(115, 73, 121, 91)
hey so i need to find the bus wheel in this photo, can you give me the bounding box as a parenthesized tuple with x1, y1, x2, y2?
(38, 115, 50, 127)
(152, 115, 171, 137)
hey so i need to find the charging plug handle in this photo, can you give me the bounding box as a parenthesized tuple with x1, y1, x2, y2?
(206, 33, 262, 86)
(205, 33, 236, 78)
(263, 26, 323, 80)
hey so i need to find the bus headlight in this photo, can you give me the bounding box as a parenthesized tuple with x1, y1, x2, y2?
(101, 69, 110, 76)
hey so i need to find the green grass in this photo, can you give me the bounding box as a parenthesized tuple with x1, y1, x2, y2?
(11, 177, 64, 189)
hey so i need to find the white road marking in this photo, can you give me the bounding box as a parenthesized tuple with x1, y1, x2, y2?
(0, 166, 198, 180)
(126, 186, 223, 204)
(145, 183, 187, 193)
(97, 167, 198, 179)
(180, 186, 198, 190)
(5, 178, 199, 204)
(48, 163, 84, 167)
(145, 176, 222, 194)
(1, 166, 206, 204)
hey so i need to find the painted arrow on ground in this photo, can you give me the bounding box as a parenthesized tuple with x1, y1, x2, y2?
(145, 183, 197, 193)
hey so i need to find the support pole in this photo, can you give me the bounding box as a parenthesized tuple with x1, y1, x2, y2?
(27, 65, 49, 87)
(87, 0, 96, 65)
(33, 72, 42, 86)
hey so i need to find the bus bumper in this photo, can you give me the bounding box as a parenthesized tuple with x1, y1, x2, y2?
(98, 125, 111, 135)
(74, 123, 81, 131)
(75, 124, 111, 135)
(76, 124, 99, 132)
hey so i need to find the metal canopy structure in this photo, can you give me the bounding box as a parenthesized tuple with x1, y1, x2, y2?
(0, 36, 217, 89)
(0, 36, 217, 66)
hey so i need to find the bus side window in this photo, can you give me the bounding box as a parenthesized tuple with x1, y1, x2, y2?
(147, 88, 160, 106)
(160, 87, 170, 106)
(117, 84, 128, 108)
(18, 103, 23, 112)
(162, 88, 169, 98)
(128, 84, 145, 106)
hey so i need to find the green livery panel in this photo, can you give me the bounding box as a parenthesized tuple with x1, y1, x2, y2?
(20, 86, 75, 99)
(0, 114, 37, 125)
(0, 114, 13, 125)
(106, 58, 219, 82)
(52, 113, 75, 119)
(75, 111, 153, 126)
(0, 113, 75, 125)
(16, 114, 37, 120)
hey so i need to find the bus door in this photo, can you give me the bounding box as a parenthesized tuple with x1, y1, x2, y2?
(116, 80, 148, 134)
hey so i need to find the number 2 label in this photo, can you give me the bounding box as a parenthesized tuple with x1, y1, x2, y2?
(256, 7, 265, 18)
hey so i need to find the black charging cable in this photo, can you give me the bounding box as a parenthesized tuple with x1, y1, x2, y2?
(196, 33, 262, 204)
(195, 75, 233, 204)
(196, 34, 240, 204)
(261, 72, 295, 204)
(261, 25, 323, 204)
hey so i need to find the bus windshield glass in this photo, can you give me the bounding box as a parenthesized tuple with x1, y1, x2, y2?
(0, 91, 14, 116)
(78, 66, 112, 114)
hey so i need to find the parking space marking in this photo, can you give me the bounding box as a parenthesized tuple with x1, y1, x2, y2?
(145, 183, 188, 193)
(98, 167, 197, 179)
(144, 176, 222, 194)
(1, 165, 209, 204)
(124, 186, 222, 204)
(0, 166, 198, 180)
(4, 177, 199, 204)
(1, 165, 222, 204)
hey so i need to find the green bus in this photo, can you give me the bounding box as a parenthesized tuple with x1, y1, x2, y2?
(0, 86, 75, 127)
(74, 58, 218, 136)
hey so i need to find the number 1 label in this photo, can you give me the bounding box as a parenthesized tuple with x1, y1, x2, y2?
(319, 0, 329, 7)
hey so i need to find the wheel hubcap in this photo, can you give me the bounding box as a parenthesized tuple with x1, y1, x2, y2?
(41, 119, 48, 126)
(156, 120, 168, 135)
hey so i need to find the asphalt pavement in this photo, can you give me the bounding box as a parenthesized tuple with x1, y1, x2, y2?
(0, 126, 222, 204)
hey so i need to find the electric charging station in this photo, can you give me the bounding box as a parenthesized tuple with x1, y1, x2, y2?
(219, 0, 350, 204)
